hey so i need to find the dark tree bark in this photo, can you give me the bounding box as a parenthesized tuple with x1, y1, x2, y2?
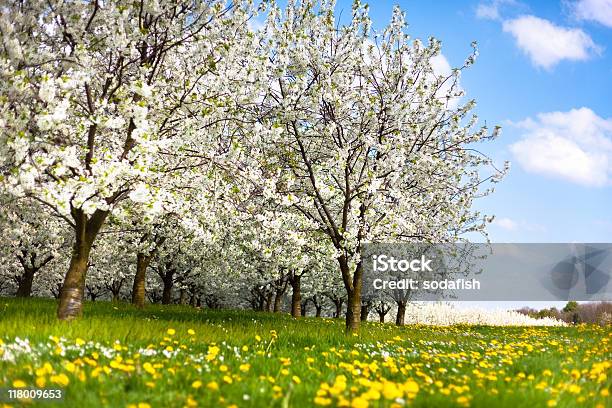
(107, 277, 126, 302)
(310, 295, 323, 317)
(132, 235, 165, 308)
(289, 273, 302, 318)
(179, 288, 188, 305)
(160, 265, 176, 305)
(272, 275, 288, 313)
(333, 299, 344, 318)
(15, 251, 54, 298)
(273, 291, 283, 312)
(340, 256, 363, 333)
(360, 301, 372, 322)
(395, 300, 407, 326)
(58, 208, 108, 320)
(264, 290, 273, 312)
(250, 285, 266, 311)
(86, 285, 100, 302)
(50, 283, 62, 300)
(375, 301, 391, 323)
(15, 267, 36, 298)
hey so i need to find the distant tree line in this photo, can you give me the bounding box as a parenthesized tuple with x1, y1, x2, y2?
(516, 301, 612, 326)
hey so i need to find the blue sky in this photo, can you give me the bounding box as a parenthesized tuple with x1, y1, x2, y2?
(332, 0, 612, 243)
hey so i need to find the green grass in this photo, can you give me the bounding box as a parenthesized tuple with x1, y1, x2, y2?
(0, 298, 609, 408)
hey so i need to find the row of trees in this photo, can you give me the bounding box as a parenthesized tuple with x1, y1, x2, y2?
(517, 302, 612, 325)
(0, 0, 505, 332)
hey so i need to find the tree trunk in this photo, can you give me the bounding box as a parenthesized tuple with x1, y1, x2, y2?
(273, 291, 283, 313)
(315, 305, 322, 317)
(333, 299, 343, 318)
(341, 257, 363, 333)
(264, 291, 273, 312)
(346, 289, 361, 333)
(58, 240, 93, 320)
(15, 268, 35, 298)
(395, 300, 407, 326)
(179, 288, 188, 305)
(132, 252, 151, 308)
(301, 300, 308, 317)
(289, 274, 301, 318)
(162, 276, 174, 305)
(360, 303, 370, 322)
(162, 284, 172, 305)
(57, 209, 107, 320)
(378, 311, 386, 323)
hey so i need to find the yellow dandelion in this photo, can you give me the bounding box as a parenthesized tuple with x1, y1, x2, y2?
(36, 376, 46, 388)
(142, 362, 156, 375)
(351, 397, 368, 408)
(405, 379, 419, 395)
(314, 397, 332, 406)
(50, 373, 70, 387)
(456, 396, 470, 406)
(382, 382, 402, 400)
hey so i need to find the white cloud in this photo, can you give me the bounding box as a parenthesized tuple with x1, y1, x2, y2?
(493, 217, 546, 232)
(509, 107, 612, 186)
(477, 3, 502, 20)
(429, 53, 463, 109)
(494, 217, 518, 230)
(476, 0, 517, 21)
(570, 0, 612, 27)
(430, 53, 452, 75)
(502, 15, 600, 69)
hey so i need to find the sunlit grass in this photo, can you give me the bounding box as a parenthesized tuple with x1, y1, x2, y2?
(0, 298, 609, 408)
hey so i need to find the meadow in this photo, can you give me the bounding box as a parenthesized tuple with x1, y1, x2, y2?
(0, 298, 609, 408)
